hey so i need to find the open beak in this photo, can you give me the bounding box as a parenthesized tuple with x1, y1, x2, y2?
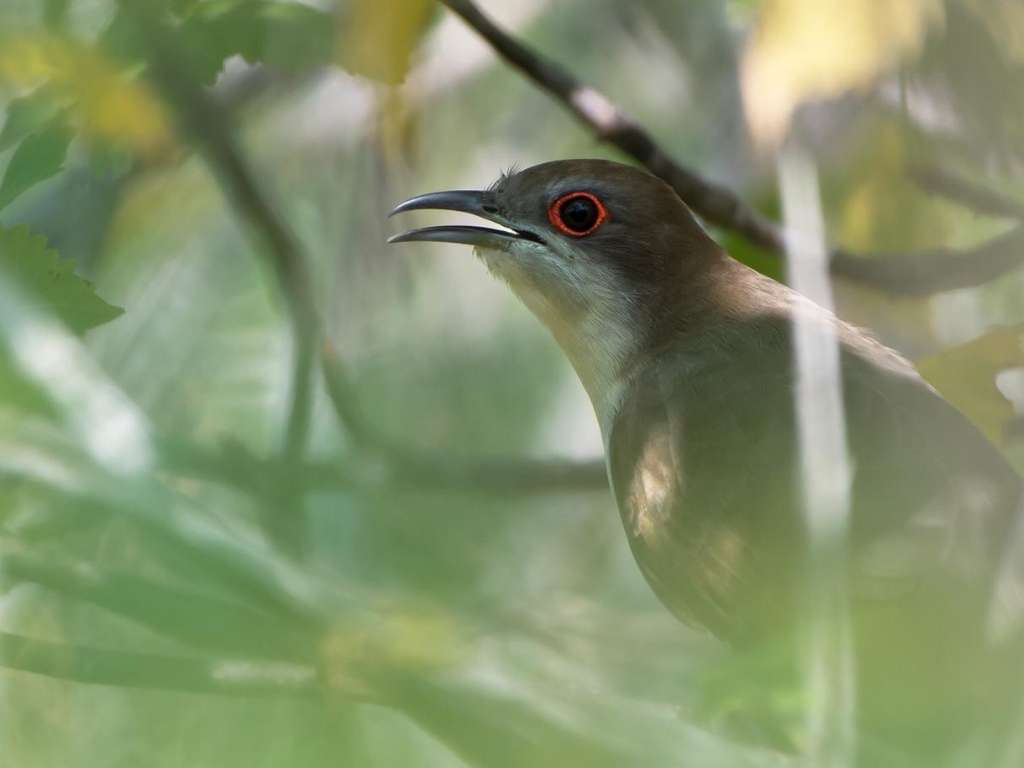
(387, 190, 542, 249)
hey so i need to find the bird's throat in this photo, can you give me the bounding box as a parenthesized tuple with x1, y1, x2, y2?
(483, 244, 731, 440)
(499, 264, 644, 438)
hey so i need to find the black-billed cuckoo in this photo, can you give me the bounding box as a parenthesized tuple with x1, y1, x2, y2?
(389, 159, 1023, 764)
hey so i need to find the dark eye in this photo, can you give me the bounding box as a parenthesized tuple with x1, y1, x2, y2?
(548, 192, 608, 237)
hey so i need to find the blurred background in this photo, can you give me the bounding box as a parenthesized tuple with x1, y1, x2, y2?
(0, 1, 1022, 766)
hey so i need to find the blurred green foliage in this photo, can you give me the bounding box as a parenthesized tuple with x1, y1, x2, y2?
(0, 225, 122, 332)
(0, 1, 1022, 766)
(179, 0, 337, 83)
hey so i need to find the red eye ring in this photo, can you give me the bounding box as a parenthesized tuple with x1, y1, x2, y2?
(547, 191, 608, 237)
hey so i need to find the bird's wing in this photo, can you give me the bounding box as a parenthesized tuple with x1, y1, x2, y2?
(607, 313, 1022, 644)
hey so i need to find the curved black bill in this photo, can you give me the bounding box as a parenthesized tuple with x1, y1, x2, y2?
(388, 225, 531, 249)
(387, 189, 541, 248)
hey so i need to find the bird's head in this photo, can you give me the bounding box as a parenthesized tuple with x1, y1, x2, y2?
(389, 159, 724, 417)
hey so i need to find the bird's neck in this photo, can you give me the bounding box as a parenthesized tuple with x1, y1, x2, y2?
(550, 296, 640, 440)
(536, 251, 739, 441)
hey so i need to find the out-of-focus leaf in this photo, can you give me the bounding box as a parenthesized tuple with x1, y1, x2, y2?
(917, 325, 1024, 447)
(341, 0, 435, 84)
(0, 35, 173, 156)
(0, 225, 123, 333)
(95, 8, 147, 68)
(180, 0, 338, 84)
(830, 121, 955, 252)
(741, 0, 943, 144)
(0, 115, 72, 211)
(0, 84, 67, 152)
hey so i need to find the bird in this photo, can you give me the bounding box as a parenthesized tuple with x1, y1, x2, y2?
(388, 159, 1024, 765)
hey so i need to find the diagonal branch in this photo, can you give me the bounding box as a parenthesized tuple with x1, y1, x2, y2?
(830, 225, 1024, 296)
(437, 0, 783, 254)
(439, 0, 1024, 296)
(910, 165, 1024, 221)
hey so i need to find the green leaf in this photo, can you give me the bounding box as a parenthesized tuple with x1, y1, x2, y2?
(0, 85, 66, 153)
(0, 36, 173, 157)
(180, 0, 337, 84)
(0, 225, 123, 333)
(0, 117, 72, 211)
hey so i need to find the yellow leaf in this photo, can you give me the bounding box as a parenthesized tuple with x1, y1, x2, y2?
(0, 35, 173, 156)
(341, 0, 434, 85)
(917, 326, 1024, 448)
(742, 0, 943, 145)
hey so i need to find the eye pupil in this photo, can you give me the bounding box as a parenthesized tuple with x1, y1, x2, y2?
(559, 196, 598, 232)
(548, 192, 607, 236)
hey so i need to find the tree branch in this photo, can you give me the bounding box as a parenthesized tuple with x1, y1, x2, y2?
(159, 427, 607, 498)
(910, 165, 1024, 221)
(319, 343, 608, 493)
(830, 225, 1024, 296)
(437, 0, 782, 253)
(439, 0, 1024, 296)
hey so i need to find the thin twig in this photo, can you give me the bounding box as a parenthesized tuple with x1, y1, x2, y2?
(437, 0, 782, 253)
(439, 0, 1024, 296)
(910, 165, 1024, 221)
(319, 343, 608, 492)
(159, 426, 607, 497)
(830, 226, 1024, 296)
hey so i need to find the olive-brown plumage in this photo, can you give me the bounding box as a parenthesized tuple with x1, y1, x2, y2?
(390, 159, 1024, 764)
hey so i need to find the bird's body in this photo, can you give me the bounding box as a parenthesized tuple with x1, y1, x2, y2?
(389, 159, 1024, 763)
(608, 259, 1022, 759)
(607, 257, 1018, 642)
